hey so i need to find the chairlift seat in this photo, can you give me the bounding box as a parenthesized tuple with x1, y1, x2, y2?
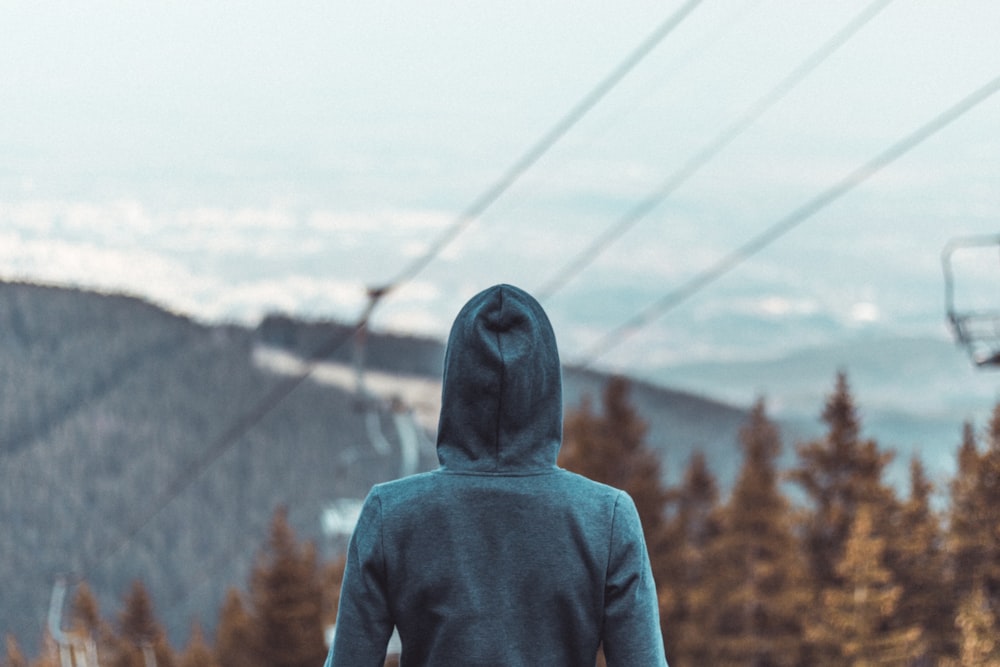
(942, 234, 1000, 367)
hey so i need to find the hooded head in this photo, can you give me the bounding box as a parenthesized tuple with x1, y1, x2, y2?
(436, 284, 562, 473)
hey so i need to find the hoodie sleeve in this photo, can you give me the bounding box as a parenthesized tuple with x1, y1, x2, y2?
(602, 491, 669, 667)
(324, 487, 393, 667)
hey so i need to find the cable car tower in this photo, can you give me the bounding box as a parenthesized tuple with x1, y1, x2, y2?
(943, 234, 1000, 367)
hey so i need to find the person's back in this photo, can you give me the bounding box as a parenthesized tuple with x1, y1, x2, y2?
(325, 284, 668, 666)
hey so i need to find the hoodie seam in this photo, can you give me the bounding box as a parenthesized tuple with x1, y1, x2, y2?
(493, 287, 505, 471)
(601, 491, 624, 638)
(375, 488, 387, 582)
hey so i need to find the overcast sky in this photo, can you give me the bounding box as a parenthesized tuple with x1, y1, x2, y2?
(3, 0, 1000, 382)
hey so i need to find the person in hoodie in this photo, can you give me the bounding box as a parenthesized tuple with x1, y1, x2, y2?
(324, 284, 668, 667)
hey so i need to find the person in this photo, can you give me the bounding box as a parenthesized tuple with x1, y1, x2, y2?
(324, 284, 668, 666)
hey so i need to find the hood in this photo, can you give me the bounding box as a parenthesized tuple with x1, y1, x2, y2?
(436, 284, 563, 473)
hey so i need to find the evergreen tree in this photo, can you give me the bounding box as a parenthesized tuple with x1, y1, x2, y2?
(660, 451, 721, 667)
(949, 584, 1000, 667)
(71, 582, 102, 634)
(704, 400, 810, 666)
(807, 505, 922, 666)
(789, 372, 897, 592)
(215, 589, 258, 667)
(949, 420, 983, 602)
(947, 404, 1000, 648)
(114, 580, 175, 667)
(249, 507, 327, 667)
(4, 635, 27, 667)
(887, 458, 953, 661)
(28, 633, 59, 667)
(179, 623, 219, 667)
(69, 582, 108, 667)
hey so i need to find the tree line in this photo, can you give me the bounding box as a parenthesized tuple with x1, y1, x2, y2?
(560, 373, 999, 666)
(6, 371, 1000, 666)
(4, 507, 341, 667)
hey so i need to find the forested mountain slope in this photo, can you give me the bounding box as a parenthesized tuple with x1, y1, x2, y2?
(0, 283, 425, 649)
(0, 281, 746, 649)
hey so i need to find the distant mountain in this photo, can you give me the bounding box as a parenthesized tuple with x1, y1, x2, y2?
(0, 281, 749, 653)
(561, 365, 749, 484)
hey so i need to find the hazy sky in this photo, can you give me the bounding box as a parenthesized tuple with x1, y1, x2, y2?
(3, 0, 1000, 378)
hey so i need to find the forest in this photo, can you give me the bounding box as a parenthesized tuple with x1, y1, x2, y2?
(6, 373, 1000, 667)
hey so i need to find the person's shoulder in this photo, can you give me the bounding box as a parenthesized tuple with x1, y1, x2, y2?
(368, 470, 446, 510)
(554, 467, 618, 490)
(373, 470, 438, 494)
(552, 468, 630, 502)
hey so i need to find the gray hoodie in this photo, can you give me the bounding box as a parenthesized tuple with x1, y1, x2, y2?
(325, 284, 667, 666)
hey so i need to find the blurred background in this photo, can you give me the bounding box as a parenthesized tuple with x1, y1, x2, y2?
(3, 1, 1000, 665)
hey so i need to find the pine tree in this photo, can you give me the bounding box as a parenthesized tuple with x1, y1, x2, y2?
(976, 406, 1000, 611)
(887, 458, 953, 661)
(704, 400, 810, 666)
(70, 582, 109, 667)
(949, 420, 983, 600)
(948, 405, 1000, 635)
(249, 507, 327, 667)
(789, 372, 897, 592)
(947, 415, 990, 657)
(950, 584, 1000, 666)
(215, 589, 258, 667)
(660, 451, 721, 667)
(4, 635, 27, 667)
(179, 623, 219, 667)
(29, 633, 60, 667)
(71, 581, 102, 633)
(807, 505, 922, 666)
(113, 580, 175, 667)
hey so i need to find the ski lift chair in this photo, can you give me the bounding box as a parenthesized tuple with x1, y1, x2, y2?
(943, 234, 1000, 367)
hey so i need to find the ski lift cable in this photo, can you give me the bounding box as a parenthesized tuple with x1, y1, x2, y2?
(556, 0, 768, 155)
(68, 1, 705, 585)
(350, 0, 706, 483)
(242, 0, 705, 462)
(347, 0, 708, 473)
(574, 71, 1000, 368)
(535, 0, 896, 300)
(157, 436, 348, 622)
(372, 0, 705, 297)
(73, 297, 383, 584)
